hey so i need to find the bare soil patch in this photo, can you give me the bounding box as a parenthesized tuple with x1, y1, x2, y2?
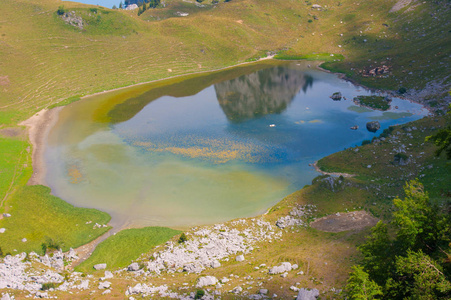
(0, 127, 25, 138)
(0, 75, 10, 86)
(310, 210, 378, 232)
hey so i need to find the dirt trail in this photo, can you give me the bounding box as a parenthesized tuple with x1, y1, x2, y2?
(312, 161, 355, 178)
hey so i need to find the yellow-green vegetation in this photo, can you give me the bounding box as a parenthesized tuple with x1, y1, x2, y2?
(0, 136, 30, 207)
(353, 95, 391, 111)
(0, 185, 111, 255)
(318, 116, 451, 219)
(75, 227, 180, 273)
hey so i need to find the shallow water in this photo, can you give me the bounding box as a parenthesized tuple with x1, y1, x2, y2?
(45, 61, 428, 228)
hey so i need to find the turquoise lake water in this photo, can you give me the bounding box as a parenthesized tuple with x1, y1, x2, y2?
(44, 62, 428, 228)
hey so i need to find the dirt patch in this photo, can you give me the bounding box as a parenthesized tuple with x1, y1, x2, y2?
(0, 75, 10, 86)
(0, 127, 25, 138)
(310, 210, 378, 232)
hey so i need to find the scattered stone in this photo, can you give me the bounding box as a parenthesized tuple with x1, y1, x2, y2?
(366, 121, 381, 132)
(94, 263, 107, 270)
(98, 281, 111, 289)
(259, 289, 268, 295)
(0, 228, 5, 233)
(297, 288, 320, 300)
(3, 213, 11, 218)
(330, 92, 342, 100)
(211, 260, 221, 268)
(21, 238, 27, 243)
(128, 262, 140, 271)
(236, 255, 245, 262)
(196, 276, 218, 288)
(290, 286, 299, 292)
(102, 271, 114, 280)
(61, 11, 84, 30)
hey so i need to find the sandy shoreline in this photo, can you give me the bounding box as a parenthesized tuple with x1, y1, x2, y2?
(19, 107, 63, 186)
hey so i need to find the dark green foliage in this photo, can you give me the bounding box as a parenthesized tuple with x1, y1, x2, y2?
(385, 250, 451, 299)
(42, 282, 58, 291)
(379, 126, 394, 139)
(359, 221, 394, 285)
(0, 247, 3, 257)
(89, 8, 98, 13)
(57, 6, 66, 16)
(195, 290, 205, 299)
(361, 140, 371, 146)
(398, 87, 407, 94)
(351, 180, 451, 299)
(178, 233, 188, 243)
(426, 104, 450, 159)
(345, 265, 383, 299)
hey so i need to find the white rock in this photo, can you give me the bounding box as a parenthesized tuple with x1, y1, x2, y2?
(0, 228, 5, 233)
(292, 264, 298, 270)
(269, 262, 292, 275)
(207, 259, 220, 268)
(259, 289, 268, 294)
(102, 289, 111, 295)
(220, 277, 229, 284)
(128, 262, 140, 271)
(196, 276, 218, 288)
(102, 271, 113, 280)
(290, 286, 299, 292)
(1, 293, 12, 300)
(21, 238, 27, 242)
(93, 263, 107, 270)
(236, 255, 245, 262)
(297, 288, 320, 300)
(98, 281, 111, 289)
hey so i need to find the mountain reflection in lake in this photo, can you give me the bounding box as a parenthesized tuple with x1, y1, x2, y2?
(44, 62, 428, 229)
(215, 66, 313, 122)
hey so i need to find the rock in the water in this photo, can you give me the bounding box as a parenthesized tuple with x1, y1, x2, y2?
(297, 288, 320, 300)
(350, 125, 358, 130)
(236, 255, 245, 262)
(330, 92, 342, 100)
(128, 262, 140, 271)
(93, 263, 107, 270)
(196, 276, 218, 288)
(366, 121, 380, 132)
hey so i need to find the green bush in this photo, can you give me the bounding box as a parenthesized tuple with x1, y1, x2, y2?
(195, 290, 205, 299)
(178, 233, 188, 243)
(398, 87, 407, 94)
(42, 282, 58, 291)
(56, 6, 66, 16)
(361, 140, 371, 146)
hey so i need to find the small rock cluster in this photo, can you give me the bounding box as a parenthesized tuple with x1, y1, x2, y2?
(276, 205, 316, 229)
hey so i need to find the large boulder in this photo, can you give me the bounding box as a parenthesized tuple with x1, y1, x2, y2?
(269, 262, 292, 275)
(93, 263, 107, 270)
(128, 262, 140, 271)
(196, 276, 218, 288)
(366, 121, 381, 132)
(297, 288, 320, 300)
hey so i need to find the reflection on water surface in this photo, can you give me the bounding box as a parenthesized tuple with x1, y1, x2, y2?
(45, 62, 428, 228)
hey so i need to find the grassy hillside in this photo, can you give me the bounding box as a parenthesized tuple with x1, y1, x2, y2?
(1, 0, 448, 126)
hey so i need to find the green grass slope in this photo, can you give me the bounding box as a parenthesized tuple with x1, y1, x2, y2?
(75, 227, 180, 273)
(0, 185, 111, 255)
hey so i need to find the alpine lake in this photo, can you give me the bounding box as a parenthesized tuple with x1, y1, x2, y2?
(44, 61, 428, 229)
